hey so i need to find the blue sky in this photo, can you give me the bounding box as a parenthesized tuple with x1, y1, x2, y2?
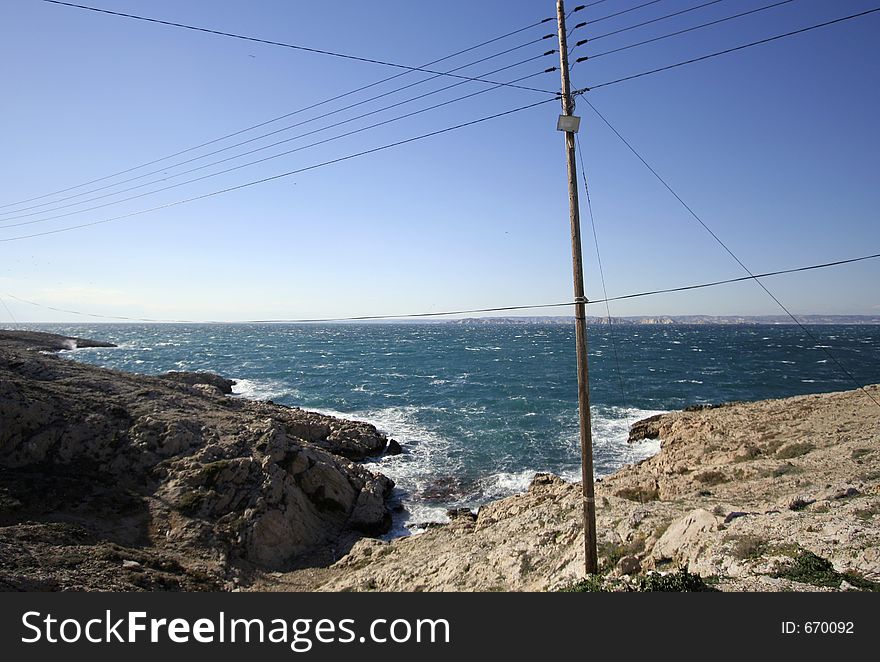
(1, 0, 878, 322)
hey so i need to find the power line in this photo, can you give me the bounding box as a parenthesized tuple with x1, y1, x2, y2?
(43, 2, 558, 94)
(568, 1, 613, 19)
(5, 252, 880, 324)
(0, 68, 556, 231)
(1, 13, 556, 212)
(0, 296, 17, 325)
(583, 0, 797, 61)
(569, 0, 729, 75)
(582, 0, 727, 44)
(598, 253, 880, 304)
(576, 134, 627, 403)
(589, 1, 667, 26)
(1, 37, 559, 218)
(581, 6, 880, 90)
(0, 98, 558, 243)
(1, 56, 557, 225)
(582, 97, 880, 409)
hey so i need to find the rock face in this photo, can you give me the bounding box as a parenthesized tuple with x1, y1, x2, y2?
(255, 384, 880, 592)
(0, 331, 393, 590)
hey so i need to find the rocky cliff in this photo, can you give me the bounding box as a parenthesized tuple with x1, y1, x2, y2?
(0, 330, 395, 591)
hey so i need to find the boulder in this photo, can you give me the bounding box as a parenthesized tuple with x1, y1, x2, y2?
(652, 509, 720, 564)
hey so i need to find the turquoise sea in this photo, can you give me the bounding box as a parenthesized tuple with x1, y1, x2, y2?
(23, 322, 880, 533)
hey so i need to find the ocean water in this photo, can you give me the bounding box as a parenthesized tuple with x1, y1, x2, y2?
(20, 322, 880, 534)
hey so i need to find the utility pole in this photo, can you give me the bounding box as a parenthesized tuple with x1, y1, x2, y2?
(555, 0, 598, 576)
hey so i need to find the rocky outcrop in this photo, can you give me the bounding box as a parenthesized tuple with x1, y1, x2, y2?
(0, 330, 394, 590)
(0, 329, 116, 352)
(159, 371, 236, 394)
(627, 413, 663, 442)
(255, 384, 880, 592)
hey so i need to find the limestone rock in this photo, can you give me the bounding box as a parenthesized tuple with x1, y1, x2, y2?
(652, 509, 720, 564)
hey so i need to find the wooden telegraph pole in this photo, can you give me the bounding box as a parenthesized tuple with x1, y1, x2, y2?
(555, 0, 599, 575)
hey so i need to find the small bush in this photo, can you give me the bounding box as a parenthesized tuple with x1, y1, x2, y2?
(615, 484, 659, 503)
(559, 575, 607, 592)
(558, 568, 711, 592)
(598, 536, 646, 570)
(637, 568, 709, 592)
(772, 551, 880, 591)
(727, 535, 768, 561)
(851, 448, 871, 460)
(775, 442, 815, 459)
(695, 470, 726, 486)
(762, 462, 801, 479)
(854, 502, 880, 522)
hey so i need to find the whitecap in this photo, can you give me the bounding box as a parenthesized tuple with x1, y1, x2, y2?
(232, 378, 298, 401)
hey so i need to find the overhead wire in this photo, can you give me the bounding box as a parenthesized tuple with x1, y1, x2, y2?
(588, 0, 667, 26)
(0, 296, 17, 324)
(0, 97, 559, 242)
(0, 66, 558, 231)
(581, 6, 880, 91)
(581, 97, 880, 409)
(579, 0, 726, 44)
(2, 11, 557, 211)
(42, 2, 558, 94)
(567, 1, 613, 20)
(0, 36, 560, 218)
(580, 0, 797, 61)
(1, 53, 558, 225)
(568, 0, 727, 68)
(576, 134, 628, 403)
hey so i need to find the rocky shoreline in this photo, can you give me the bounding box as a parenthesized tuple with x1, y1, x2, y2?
(1, 330, 878, 592)
(0, 330, 397, 590)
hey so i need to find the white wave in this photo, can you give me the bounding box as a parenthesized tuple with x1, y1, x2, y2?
(231, 378, 298, 401)
(590, 406, 666, 475)
(475, 470, 540, 501)
(115, 341, 153, 351)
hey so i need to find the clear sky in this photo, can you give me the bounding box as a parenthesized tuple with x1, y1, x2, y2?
(1, 0, 878, 322)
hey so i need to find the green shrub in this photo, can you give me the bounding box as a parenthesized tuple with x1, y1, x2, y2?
(773, 551, 880, 591)
(727, 535, 768, 561)
(637, 568, 709, 592)
(559, 575, 607, 592)
(775, 442, 815, 459)
(695, 471, 726, 486)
